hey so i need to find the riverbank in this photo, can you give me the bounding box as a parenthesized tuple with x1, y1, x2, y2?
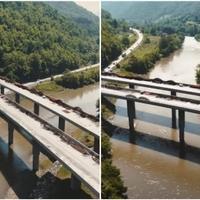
(35, 67, 99, 92)
(115, 34, 184, 77)
(101, 102, 127, 199)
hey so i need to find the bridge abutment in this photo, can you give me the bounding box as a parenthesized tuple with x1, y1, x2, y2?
(171, 90, 177, 129)
(70, 174, 81, 192)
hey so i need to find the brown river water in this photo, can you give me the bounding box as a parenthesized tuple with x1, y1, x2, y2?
(0, 83, 99, 198)
(110, 36, 200, 198)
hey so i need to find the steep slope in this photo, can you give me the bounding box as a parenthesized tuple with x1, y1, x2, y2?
(47, 1, 99, 36)
(0, 2, 99, 83)
(101, 9, 129, 68)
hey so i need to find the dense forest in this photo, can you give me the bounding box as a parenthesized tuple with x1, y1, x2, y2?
(101, 9, 132, 69)
(0, 2, 99, 83)
(102, 2, 200, 39)
(47, 2, 99, 37)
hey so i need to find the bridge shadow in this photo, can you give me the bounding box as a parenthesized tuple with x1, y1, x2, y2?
(0, 137, 91, 199)
(116, 105, 200, 136)
(103, 119, 200, 165)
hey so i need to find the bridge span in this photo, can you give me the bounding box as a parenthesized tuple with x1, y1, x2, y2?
(0, 77, 100, 197)
(0, 77, 99, 152)
(102, 75, 200, 147)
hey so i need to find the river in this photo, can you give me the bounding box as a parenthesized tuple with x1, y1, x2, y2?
(110, 36, 200, 198)
(0, 83, 99, 198)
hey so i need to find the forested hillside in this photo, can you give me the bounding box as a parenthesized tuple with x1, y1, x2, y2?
(0, 2, 99, 83)
(47, 2, 99, 36)
(102, 2, 200, 37)
(101, 9, 130, 68)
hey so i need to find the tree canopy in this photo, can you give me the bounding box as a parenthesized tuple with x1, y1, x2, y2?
(101, 10, 130, 69)
(0, 2, 99, 83)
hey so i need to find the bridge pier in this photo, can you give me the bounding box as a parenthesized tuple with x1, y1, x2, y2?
(70, 174, 81, 191)
(127, 99, 135, 133)
(178, 110, 185, 145)
(94, 137, 99, 153)
(1, 86, 4, 94)
(129, 84, 136, 118)
(58, 116, 65, 131)
(34, 103, 40, 115)
(8, 122, 14, 146)
(15, 93, 20, 104)
(171, 90, 177, 129)
(32, 142, 40, 172)
(129, 83, 135, 89)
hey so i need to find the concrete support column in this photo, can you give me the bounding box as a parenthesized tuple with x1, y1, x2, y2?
(127, 99, 135, 133)
(171, 90, 177, 129)
(58, 116, 65, 131)
(8, 122, 14, 146)
(129, 83, 135, 89)
(15, 93, 20, 104)
(70, 173, 81, 191)
(1, 86, 4, 94)
(178, 110, 185, 145)
(94, 137, 99, 154)
(32, 142, 40, 172)
(34, 103, 40, 115)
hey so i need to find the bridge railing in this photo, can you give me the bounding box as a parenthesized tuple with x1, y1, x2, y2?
(0, 95, 99, 196)
(102, 84, 200, 147)
(0, 77, 99, 153)
(102, 73, 200, 97)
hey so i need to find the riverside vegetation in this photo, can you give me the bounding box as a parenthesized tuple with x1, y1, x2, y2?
(119, 34, 184, 75)
(101, 9, 136, 69)
(36, 67, 99, 91)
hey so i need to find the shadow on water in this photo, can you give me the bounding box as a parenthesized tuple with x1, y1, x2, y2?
(0, 137, 38, 198)
(0, 137, 91, 199)
(116, 105, 200, 136)
(103, 119, 200, 165)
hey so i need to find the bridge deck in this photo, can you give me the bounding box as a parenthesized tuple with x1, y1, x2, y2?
(102, 75, 200, 96)
(0, 78, 99, 137)
(102, 86, 200, 114)
(0, 96, 99, 195)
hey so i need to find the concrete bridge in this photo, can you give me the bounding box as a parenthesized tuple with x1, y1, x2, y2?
(102, 74, 200, 147)
(0, 77, 100, 197)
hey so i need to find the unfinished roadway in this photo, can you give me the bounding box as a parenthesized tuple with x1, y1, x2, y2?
(0, 94, 99, 197)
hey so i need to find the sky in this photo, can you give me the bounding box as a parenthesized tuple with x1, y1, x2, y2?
(75, 1, 99, 16)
